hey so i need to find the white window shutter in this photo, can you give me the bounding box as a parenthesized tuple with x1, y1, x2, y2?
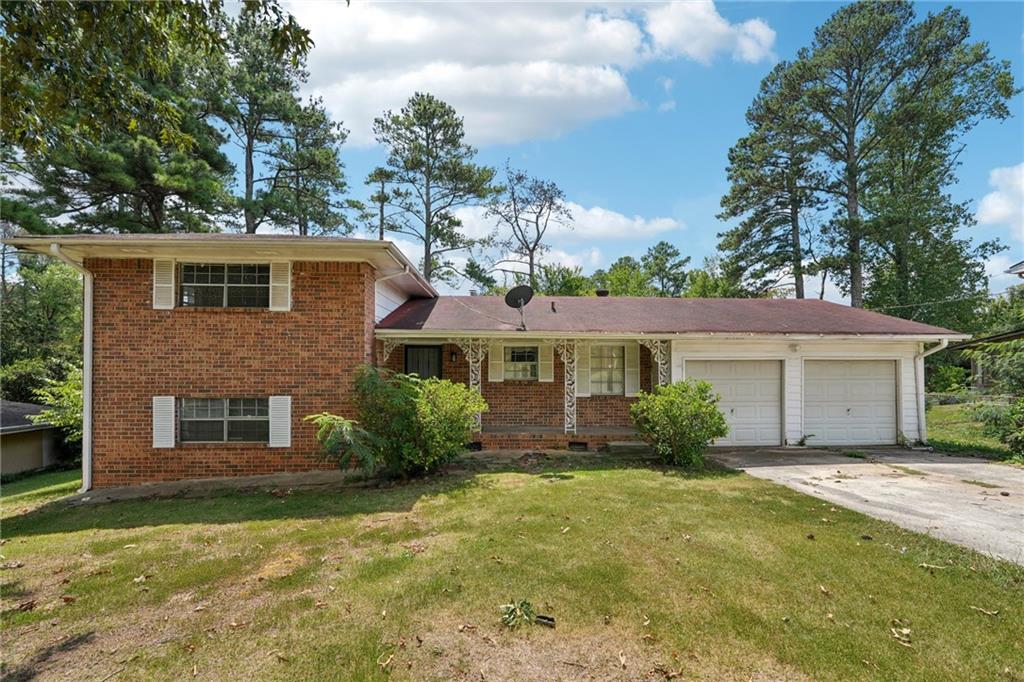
(152, 396, 175, 448)
(268, 396, 291, 447)
(575, 343, 591, 397)
(488, 342, 504, 382)
(538, 344, 554, 382)
(269, 262, 291, 311)
(153, 260, 175, 309)
(625, 342, 640, 396)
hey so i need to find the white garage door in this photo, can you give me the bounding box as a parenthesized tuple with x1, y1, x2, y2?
(804, 360, 897, 445)
(685, 360, 782, 446)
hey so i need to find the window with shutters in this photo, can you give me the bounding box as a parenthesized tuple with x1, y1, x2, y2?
(503, 346, 538, 380)
(180, 264, 270, 308)
(590, 345, 625, 395)
(179, 398, 269, 443)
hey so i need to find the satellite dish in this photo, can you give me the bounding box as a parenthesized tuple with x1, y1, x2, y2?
(504, 285, 534, 331)
(505, 285, 534, 309)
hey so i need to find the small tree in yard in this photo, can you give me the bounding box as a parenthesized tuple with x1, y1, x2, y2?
(630, 380, 729, 468)
(306, 366, 487, 478)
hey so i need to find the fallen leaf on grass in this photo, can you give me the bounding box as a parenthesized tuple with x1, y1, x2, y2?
(123, 544, 137, 549)
(819, 585, 831, 597)
(17, 599, 36, 612)
(377, 653, 394, 670)
(1, 560, 24, 570)
(132, 574, 151, 584)
(969, 606, 999, 617)
(619, 652, 627, 669)
(458, 624, 477, 632)
(61, 595, 77, 604)
(560, 527, 570, 534)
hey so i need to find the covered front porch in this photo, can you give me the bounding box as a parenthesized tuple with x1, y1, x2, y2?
(376, 334, 672, 450)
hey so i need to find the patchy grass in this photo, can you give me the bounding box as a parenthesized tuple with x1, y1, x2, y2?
(1, 469, 81, 519)
(927, 404, 1012, 459)
(961, 479, 1002, 489)
(1, 454, 1021, 681)
(888, 465, 928, 477)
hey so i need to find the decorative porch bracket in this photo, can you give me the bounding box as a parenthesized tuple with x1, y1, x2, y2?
(448, 338, 488, 431)
(379, 338, 401, 364)
(550, 340, 578, 434)
(638, 339, 671, 386)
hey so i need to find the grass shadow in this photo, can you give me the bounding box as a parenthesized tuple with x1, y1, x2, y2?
(2, 451, 735, 540)
(0, 631, 95, 682)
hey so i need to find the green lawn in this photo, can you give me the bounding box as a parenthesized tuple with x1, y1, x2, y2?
(926, 403, 1014, 459)
(1, 468, 81, 519)
(1, 455, 1021, 681)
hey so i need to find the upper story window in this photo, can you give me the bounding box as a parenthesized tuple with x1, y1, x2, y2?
(504, 346, 539, 380)
(180, 264, 270, 308)
(591, 345, 625, 395)
(179, 397, 269, 443)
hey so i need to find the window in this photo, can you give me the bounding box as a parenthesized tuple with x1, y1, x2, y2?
(504, 346, 539, 380)
(590, 345, 625, 395)
(180, 264, 270, 308)
(179, 398, 269, 443)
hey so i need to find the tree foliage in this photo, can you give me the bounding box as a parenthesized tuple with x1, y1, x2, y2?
(535, 264, 593, 296)
(0, 0, 311, 152)
(641, 241, 690, 297)
(373, 93, 499, 283)
(718, 62, 822, 298)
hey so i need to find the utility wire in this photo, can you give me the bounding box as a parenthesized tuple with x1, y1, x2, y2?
(869, 288, 1013, 311)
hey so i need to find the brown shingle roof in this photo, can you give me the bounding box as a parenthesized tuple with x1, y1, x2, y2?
(377, 296, 963, 336)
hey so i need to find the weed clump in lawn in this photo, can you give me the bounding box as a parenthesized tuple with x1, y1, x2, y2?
(500, 599, 536, 629)
(630, 379, 728, 468)
(306, 365, 488, 478)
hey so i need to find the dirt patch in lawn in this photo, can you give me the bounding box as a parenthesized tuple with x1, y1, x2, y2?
(394, 617, 810, 681)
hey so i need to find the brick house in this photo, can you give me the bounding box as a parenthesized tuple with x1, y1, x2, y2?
(7, 234, 966, 490)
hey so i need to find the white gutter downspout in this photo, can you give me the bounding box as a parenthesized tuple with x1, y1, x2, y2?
(50, 244, 93, 492)
(914, 338, 949, 444)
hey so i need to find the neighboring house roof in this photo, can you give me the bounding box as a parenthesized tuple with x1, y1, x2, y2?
(1, 400, 53, 435)
(377, 296, 965, 338)
(947, 325, 1024, 350)
(1008, 260, 1024, 277)
(3, 233, 437, 298)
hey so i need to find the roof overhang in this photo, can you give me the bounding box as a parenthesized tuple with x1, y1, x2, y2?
(4, 234, 437, 298)
(0, 423, 54, 435)
(375, 329, 970, 342)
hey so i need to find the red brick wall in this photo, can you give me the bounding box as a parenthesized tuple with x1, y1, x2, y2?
(382, 342, 652, 430)
(88, 258, 376, 487)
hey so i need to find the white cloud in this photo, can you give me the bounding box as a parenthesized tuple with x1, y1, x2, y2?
(645, 1, 776, 64)
(657, 99, 677, 113)
(657, 76, 674, 92)
(288, 1, 776, 146)
(453, 202, 682, 243)
(555, 202, 683, 241)
(977, 162, 1024, 242)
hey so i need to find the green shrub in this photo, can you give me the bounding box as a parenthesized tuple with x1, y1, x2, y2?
(1002, 399, 1024, 458)
(927, 364, 970, 393)
(629, 379, 729, 468)
(307, 366, 487, 478)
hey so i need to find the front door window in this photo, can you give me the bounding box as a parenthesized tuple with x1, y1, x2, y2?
(405, 345, 443, 379)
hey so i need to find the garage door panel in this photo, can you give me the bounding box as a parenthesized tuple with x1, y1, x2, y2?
(686, 360, 782, 446)
(804, 360, 897, 445)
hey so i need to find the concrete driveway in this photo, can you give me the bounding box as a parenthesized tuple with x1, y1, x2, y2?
(710, 447, 1024, 565)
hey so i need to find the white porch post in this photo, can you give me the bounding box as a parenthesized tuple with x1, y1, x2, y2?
(449, 338, 488, 431)
(552, 340, 577, 434)
(638, 339, 671, 386)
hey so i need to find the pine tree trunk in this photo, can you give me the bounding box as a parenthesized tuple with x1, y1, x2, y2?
(846, 143, 863, 307)
(789, 183, 805, 299)
(244, 134, 256, 234)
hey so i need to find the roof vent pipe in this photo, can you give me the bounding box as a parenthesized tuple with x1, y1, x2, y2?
(595, 288, 610, 297)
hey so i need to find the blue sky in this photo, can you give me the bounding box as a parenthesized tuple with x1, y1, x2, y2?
(276, 1, 1024, 298)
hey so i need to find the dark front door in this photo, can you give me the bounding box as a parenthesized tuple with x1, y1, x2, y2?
(404, 345, 443, 379)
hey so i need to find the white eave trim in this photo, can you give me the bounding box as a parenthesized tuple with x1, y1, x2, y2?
(4, 235, 437, 299)
(374, 329, 969, 342)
